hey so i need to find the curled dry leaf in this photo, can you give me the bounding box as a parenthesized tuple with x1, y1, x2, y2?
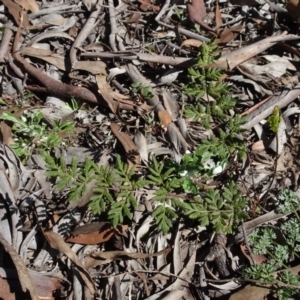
(96, 75, 119, 113)
(110, 123, 141, 165)
(0, 233, 39, 300)
(44, 230, 95, 295)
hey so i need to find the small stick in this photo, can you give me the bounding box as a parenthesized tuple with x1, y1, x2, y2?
(69, 0, 102, 67)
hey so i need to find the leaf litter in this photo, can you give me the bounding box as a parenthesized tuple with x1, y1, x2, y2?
(1, 0, 300, 299)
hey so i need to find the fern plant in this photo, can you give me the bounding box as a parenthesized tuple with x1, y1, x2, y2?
(183, 39, 236, 127)
(182, 40, 246, 198)
(42, 41, 249, 236)
(44, 153, 248, 235)
(184, 181, 248, 233)
(146, 156, 185, 234)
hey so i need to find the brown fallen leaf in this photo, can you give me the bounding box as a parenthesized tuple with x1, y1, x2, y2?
(96, 75, 119, 113)
(110, 123, 141, 165)
(217, 25, 244, 45)
(0, 233, 39, 300)
(44, 230, 95, 295)
(14, 0, 39, 12)
(229, 285, 270, 300)
(186, 0, 216, 34)
(180, 39, 202, 51)
(0, 267, 64, 299)
(66, 222, 128, 245)
(1, 0, 29, 28)
(215, 1, 223, 27)
(158, 110, 173, 131)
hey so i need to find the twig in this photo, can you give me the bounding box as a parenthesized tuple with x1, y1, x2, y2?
(28, 31, 74, 46)
(81, 51, 196, 67)
(242, 85, 300, 130)
(154, 0, 170, 22)
(240, 95, 273, 116)
(158, 20, 210, 42)
(94, 270, 195, 285)
(29, 4, 80, 19)
(14, 53, 99, 104)
(7, 52, 25, 78)
(0, 20, 14, 62)
(108, 0, 118, 51)
(69, 0, 102, 67)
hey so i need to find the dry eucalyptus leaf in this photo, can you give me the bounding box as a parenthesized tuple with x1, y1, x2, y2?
(162, 89, 179, 121)
(217, 25, 243, 44)
(66, 223, 128, 245)
(0, 233, 39, 300)
(44, 231, 95, 295)
(14, 0, 39, 12)
(82, 0, 98, 11)
(241, 61, 289, 78)
(180, 39, 202, 49)
(262, 55, 296, 71)
(20, 47, 107, 74)
(134, 131, 148, 163)
(90, 248, 168, 260)
(96, 75, 119, 113)
(1, 0, 29, 28)
(229, 285, 270, 300)
(215, 1, 223, 27)
(110, 123, 141, 165)
(158, 110, 173, 130)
